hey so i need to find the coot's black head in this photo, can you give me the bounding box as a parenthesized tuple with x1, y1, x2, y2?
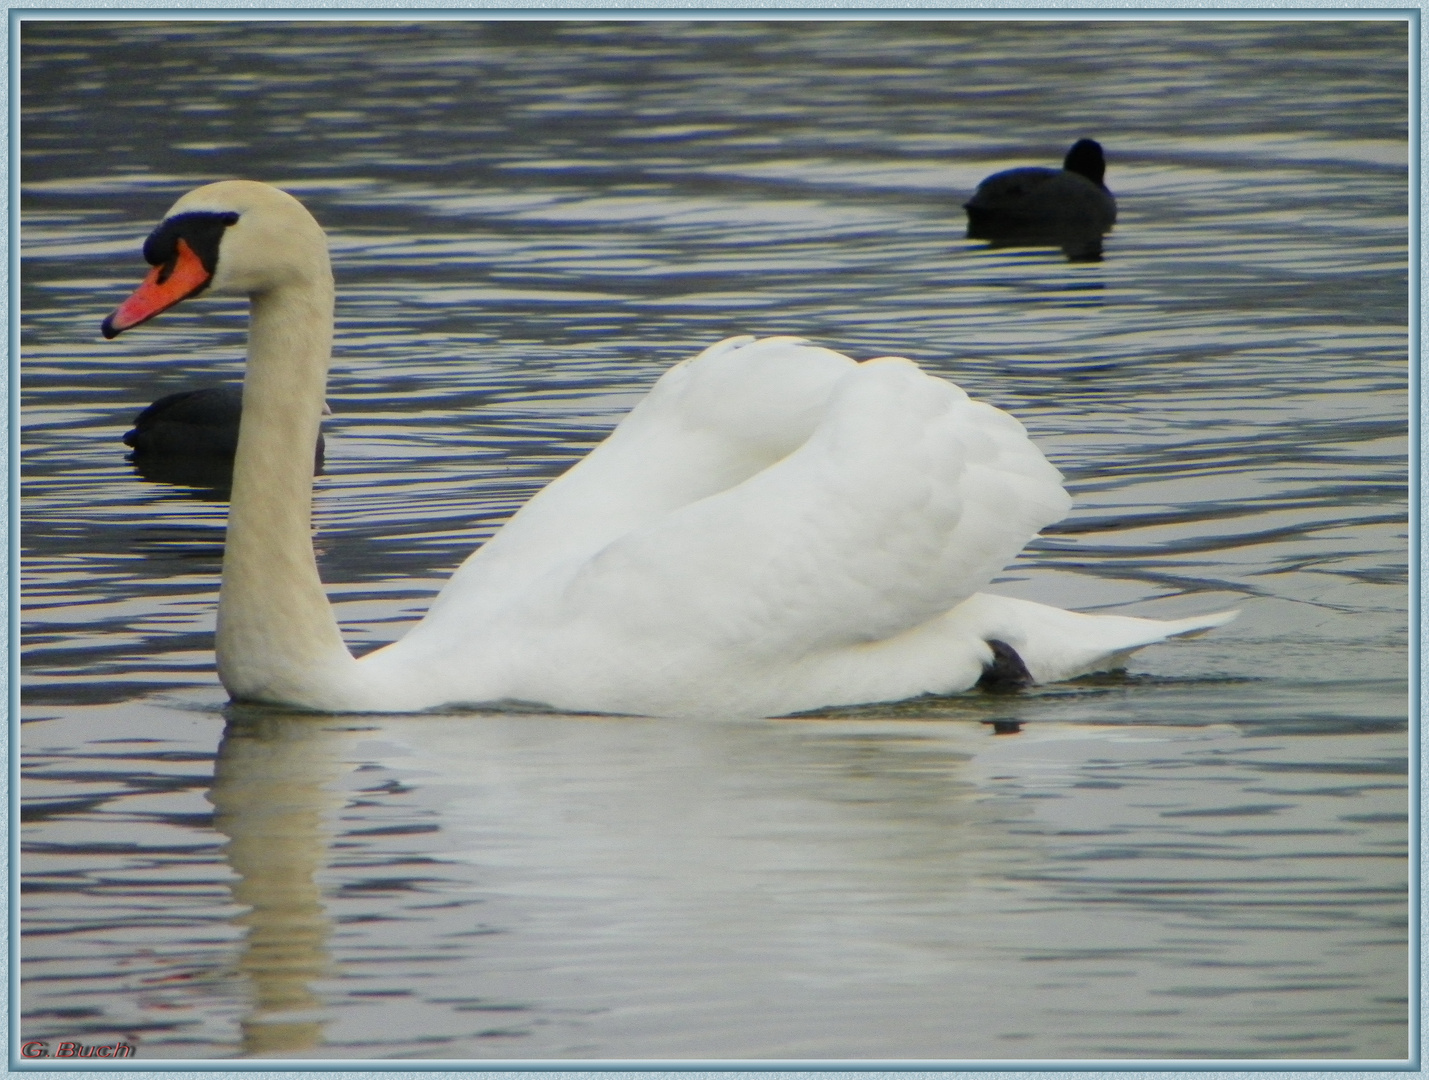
(1063, 139, 1107, 188)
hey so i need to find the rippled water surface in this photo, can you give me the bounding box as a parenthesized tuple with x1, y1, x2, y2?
(19, 18, 1410, 1062)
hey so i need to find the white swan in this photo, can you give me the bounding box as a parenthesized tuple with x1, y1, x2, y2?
(103, 180, 1234, 718)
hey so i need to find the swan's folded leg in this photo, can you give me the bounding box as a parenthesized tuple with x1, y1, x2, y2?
(948, 593, 1238, 685)
(975, 639, 1035, 691)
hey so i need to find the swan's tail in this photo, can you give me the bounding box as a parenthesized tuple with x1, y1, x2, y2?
(1141, 608, 1240, 639)
(952, 593, 1239, 685)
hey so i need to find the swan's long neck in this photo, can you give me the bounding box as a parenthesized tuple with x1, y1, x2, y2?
(216, 274, 358, 707)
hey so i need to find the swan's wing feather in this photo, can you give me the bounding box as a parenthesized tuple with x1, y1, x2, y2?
(544, 357, 1070, 664)
(422, 336, 858, 625)
(380, 349, 1073, 715)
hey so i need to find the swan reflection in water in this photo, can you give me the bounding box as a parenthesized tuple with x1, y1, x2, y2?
(200, 706, 1037, 1058)
(208, 710, 353, 1056)
(964, 139, 1117, 261)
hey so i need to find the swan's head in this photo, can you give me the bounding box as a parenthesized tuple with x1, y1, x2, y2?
(102, 180, 330, 339)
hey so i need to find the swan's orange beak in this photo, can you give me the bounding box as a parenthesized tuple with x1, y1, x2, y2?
(102, 238, 212, 339)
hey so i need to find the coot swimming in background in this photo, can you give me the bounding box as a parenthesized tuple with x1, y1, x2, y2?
(123, 385, 324, 492)
(964, 138, 1117, 260)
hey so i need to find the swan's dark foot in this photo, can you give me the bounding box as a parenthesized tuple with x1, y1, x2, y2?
(976, 639, 1033, 693)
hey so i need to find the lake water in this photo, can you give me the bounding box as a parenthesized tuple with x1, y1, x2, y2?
(17, 17, 1411, 1063)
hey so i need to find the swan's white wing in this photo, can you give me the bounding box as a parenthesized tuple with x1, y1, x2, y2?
(483, 356, 1071, 714)
(418, 336, 858, 627)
